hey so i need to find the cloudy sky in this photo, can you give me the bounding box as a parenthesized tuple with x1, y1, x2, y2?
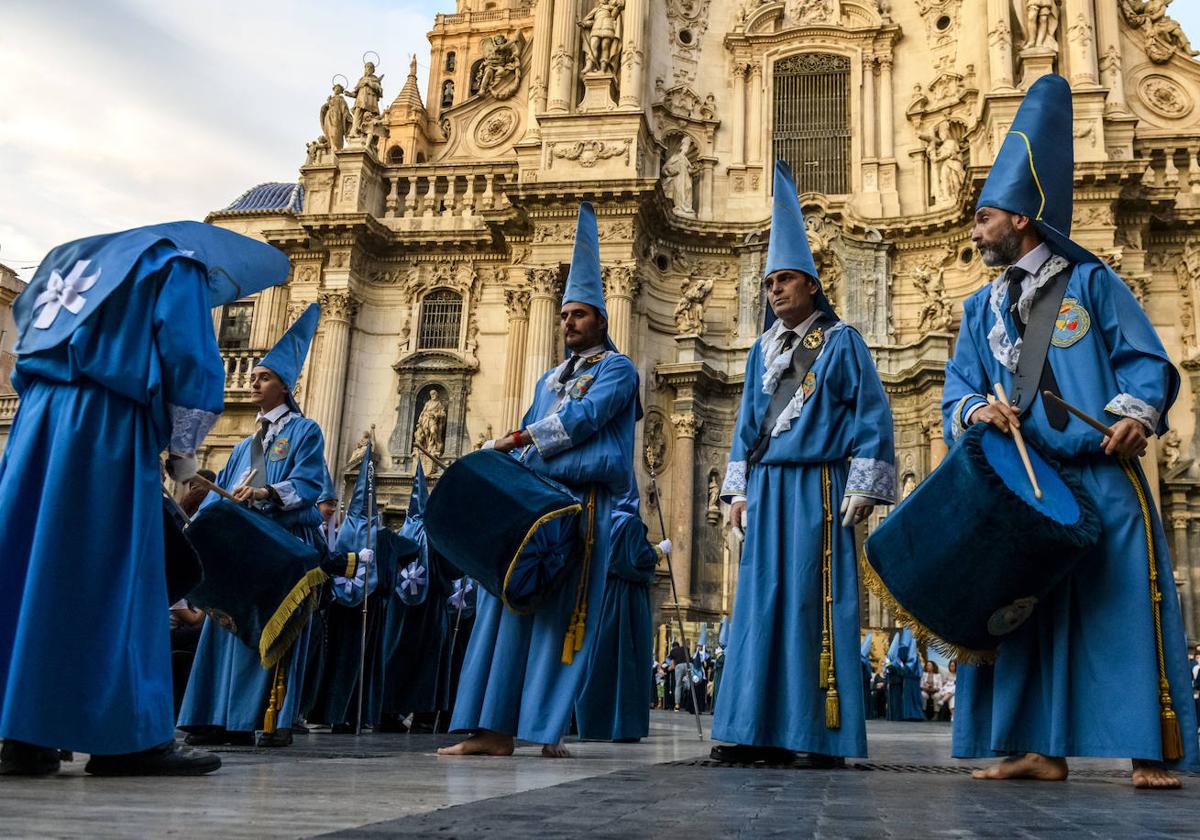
(2, 2, 1199, 279)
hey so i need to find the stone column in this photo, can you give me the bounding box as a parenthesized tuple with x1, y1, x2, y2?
(522, 266, 560, 406)
(502, 288, 531, 432)
(1172, 512, 1195, 641)
(927, 411, 949, 469)
(531, 0, 555, 117)
(603, 263, 640, 354)
(669, 412, 701, 604)
(878, 55, 895, 160)
(747, 62, 764, 164)
(618, 0, 647, 108)
(730, 62, 747, 165)
(307, 291, 357, 470)
(862, 55, 877, 161)
(987, 0, 1016, 90)
(1094, 0, 1128, 113)
(548, 0, 579, 113)
(1064, 0, 1098, 86)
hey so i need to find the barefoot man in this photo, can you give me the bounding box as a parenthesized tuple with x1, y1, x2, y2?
(439, 202, 639, 758)
(943, 74, 1198, 789)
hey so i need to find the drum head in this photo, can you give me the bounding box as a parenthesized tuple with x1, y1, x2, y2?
(979, 426, 1080, 525)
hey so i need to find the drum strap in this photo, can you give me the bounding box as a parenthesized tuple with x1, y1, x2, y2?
(748, 314, 838, 466)
(249, 420, 270, 488)
(1009, 267, 1071, 428)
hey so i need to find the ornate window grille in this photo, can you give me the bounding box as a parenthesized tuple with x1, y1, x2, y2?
(772, 53, 851, 195)
(417, 289, 463, 350)
(218, 302, 253, 349)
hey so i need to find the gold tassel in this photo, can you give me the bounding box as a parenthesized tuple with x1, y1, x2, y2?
(262, 662, 285, 734)
(561, 623, 577, 665)
(561, 488, 597, 665)
(1161, 705, 1184, 762)
(573, 610, 587, 652)
(825, 686, 841, 730)
(818, 647, 831, 690)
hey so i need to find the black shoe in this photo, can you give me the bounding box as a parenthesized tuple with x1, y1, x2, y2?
(184, 729, 253, 747)
(0, 740, 61, 776)
(709, 744, 796, 765)
(84, 742, 221, 776)
(795, 753, 846, 770)
(255, 728, 293, 748)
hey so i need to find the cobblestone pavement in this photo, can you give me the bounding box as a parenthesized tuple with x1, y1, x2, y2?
(2, 714, 1197, 838)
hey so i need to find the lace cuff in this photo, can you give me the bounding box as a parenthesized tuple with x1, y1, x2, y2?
(845, 457, 896, 504)
(720, 460, 748, 503)
(168, 404, 218, 456)
(272, 480, 304, 511)
(1104, 393, 1159, 433)
(951, 394, 987, 440)
(527, 413, 571, 457)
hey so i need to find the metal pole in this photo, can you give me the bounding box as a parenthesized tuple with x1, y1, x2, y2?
(356, 458, 376, 736)
(433, 580, 468, 735)
(647, 466, 704, 740)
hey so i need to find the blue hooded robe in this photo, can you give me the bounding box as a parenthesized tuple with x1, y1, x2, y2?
(943, 75, 1198, 768)
(178, 305, 331, 736)
(0, 222, 287, 755)
(712, 162, 896, 758)
(886, 629, 924, 721)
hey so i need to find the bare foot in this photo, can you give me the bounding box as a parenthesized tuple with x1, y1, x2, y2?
(436, 731, 515, 757)
(541, 742, 570, 758)
(971, 753, 1068, 781)
(1132, 759, 1181, 790)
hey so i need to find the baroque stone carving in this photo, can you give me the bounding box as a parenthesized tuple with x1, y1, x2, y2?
(666, 0, 711, 52)
(413, 387, 448, 473)
(347, 60, 385, 137)
(786, 0, 836, 25)
(475, 33, 526, 100)
(674, 275, 714, 336)
(662, 135, 699, 217)
(920, 120, 967, 206)
(580, 0, 624, 74)
(1138, 74, 1194, 119)
(320, 83, 352, 150)
(643, 409, 670, 472)
(504, 288, 531, 319)
(1160, 429, 1183, 471)
(909, 249, 954, 334)
(1120, 0, 1198, 64)
(548, 139, 631, 168)
(475, 106, 519, 147)
(670, 412, 703, 439)
(603, 264, 641, 299)
(1176, 240, 1200, 359)
(1017, 0, 1061, 52)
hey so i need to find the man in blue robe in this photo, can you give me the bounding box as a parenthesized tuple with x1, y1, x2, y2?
(885, 628, 924, 722)
(178, 304, 332, 749)
(711, 161, 896, 767)
(942, 74, 1198, 788)
(0, 222, 288, 776)
(439, 202, 639, 758)
(575, 485, 664, 742)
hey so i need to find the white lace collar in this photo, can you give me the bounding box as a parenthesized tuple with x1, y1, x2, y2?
(986, 254, 1071, 372)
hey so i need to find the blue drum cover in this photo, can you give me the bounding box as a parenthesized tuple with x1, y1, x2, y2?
(864, 424, 1101, 658)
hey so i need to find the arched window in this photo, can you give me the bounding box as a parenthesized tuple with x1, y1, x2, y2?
(417, 289, 463, 350)
(387, 145, 405, 164)
(772, 53, 851, 195)
(469, 59, 485, 96)
(445, 51, 456, 72)
(441, 79, 455, 108)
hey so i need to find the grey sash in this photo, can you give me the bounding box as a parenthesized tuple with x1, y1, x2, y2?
(1009, 267, 1071, 421)
(748, 314, 837, 465)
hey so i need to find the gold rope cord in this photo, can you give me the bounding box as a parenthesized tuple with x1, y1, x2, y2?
(261, 661, 287, 734)
(561, 487, 597, 665)
(1120, 457, 1184, 761)
(820, 464, 840, 730)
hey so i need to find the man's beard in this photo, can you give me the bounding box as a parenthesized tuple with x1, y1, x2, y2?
(978, 225, 1024, 267)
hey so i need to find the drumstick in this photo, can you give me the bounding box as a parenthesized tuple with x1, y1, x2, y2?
(1041, 390, 1115, 436)
(412, 442, 450, 471)
(991, 383, 1042, 500)
(191, 474, 239, 503)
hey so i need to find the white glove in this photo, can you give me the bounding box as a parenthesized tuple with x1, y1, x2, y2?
(657, 538, 672, 555)
(481, 439, 497, 450)
(840, 494, 872, 528)
(358, 548, 375, 569)
(166, 453, 198, 483)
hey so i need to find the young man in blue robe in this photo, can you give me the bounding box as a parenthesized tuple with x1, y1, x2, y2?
(178, 304, 332, 749)
(712, 161, 896, 767)
(942, 74, 1198, 789)
(439, 202, 640, 758)
(0, 222, 288, 776)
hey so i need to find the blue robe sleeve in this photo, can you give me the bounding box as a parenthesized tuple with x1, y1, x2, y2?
(270, 423, 328, 511)
(942, 293, 992, 443)
(840, 329, 897, 504)
(1088, 264, 1180, 435)
(155, 261, 226, 466)
(719, 342, 762, 503)
(525, 356, 638, 457)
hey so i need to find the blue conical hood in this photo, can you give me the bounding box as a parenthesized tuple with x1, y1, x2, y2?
(763, 161, 836, 327)
(145, 221, 292, 307)
(408, 459, 429, 522)
(698, 623, 709, 650)
(860, 631, 873, 663)
(718, 617, 728, 649)
(977, 75, 1097, 265)
(561, 202, 618, 351)
(888, 627, 918, 668)
(334, 439, 378, 554)
(258, 303, 319, 412)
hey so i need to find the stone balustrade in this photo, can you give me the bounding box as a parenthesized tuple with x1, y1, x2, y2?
(382, 165, 515, 228)
(435, 5, 532, 26)
(222, 348, 262, 399)
(1137, 142, 1200, 197)
(0, 393, 17, 423)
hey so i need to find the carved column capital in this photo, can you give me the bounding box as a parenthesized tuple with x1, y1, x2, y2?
(318, 291, 360, 323)
(504, 287, 532, 319)
(602, 263, 641, 299)
(670, 412, 703, 439)
(525, 265, 561, 298)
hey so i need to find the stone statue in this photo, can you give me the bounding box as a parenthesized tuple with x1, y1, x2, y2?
(579, 0, 625, 74)
(348, 61, 385, 136)
(1120, 0, 1198, 63)
(1017, 0, 1061, 51)
(662, 136, 697, 217)
(1160, 429, 1182, 472)
(347, 430, 373, 467)
(413, 389, 447, 473)
(476, 33, 526, 100)
(922, 121, 966, 206)
(305, 135, 331, 166)
(913, 259, 953, 333)
(320, 83, 352, 150)
(706, 472, 721, 525)
(674, 276, 714, 336)
(474, 424, 494, 450)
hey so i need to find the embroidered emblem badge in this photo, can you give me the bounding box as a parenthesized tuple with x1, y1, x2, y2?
(570, 374, 594, 400)
(987, 596, 1038, 637)
(1051, 298, 1090, 348)
(802, 328, 824, 350)
(801, 370, 817, 399)
(270, 437, 290, 461)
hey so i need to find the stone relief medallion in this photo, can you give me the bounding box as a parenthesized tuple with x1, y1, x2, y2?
(474, 106, 518, 148)
(1138, 74, 1193, 119)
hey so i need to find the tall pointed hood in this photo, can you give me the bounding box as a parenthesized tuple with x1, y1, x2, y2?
(334, 438, 379, 555)
(860, 631, 873, 665)
(561, 202, 617, 351)
(763, 160, 836, 328)
(977, 74, 1096, 266)
(718, 617, 728, 649)
(888, 626, 919, 668)
(257, 303, 319, 413)
(698, 623, 709, 650)
(407, 459, 429, 522)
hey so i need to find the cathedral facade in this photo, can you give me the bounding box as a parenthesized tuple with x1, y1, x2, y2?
(5, 0, 1200, 642)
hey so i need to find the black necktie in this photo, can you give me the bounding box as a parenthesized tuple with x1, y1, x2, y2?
(249, 419, 269, 487)
(558, 354, 580, 384)
(1008, 266, 1068, 430)
(781, 331, 797, 351)
(1007, 267, 1027, 332)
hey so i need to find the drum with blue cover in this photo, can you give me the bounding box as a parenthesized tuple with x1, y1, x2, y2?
(425, 449, 582, 614)
(864, 423, 1101, 661)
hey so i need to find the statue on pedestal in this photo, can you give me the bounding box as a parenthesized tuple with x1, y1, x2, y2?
(1018, 0, 1061, 51)
(320, 82, 352, 151)
(579, 0, 625, 74)
(662, 136, 698, 217)
(348, 60, 385, 136)
(476, 33, 526, 100)
(674, 276, 714, 336)
(413, 389, 447, 473)
(921, 121, 966, 206)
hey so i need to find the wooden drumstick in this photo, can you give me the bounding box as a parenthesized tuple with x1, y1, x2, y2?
(412, 442, 450, 471)
(191, 473, 239, 503)
(1041, 390, 1115, 436)
(991, 383, 1042, 500)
